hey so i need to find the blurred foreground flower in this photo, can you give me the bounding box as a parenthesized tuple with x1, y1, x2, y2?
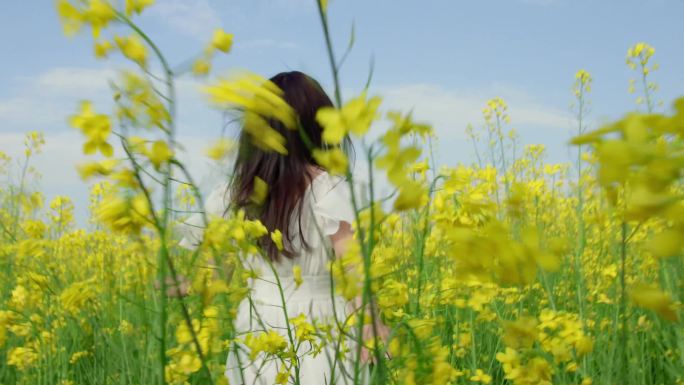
(70, 101, 114, 157)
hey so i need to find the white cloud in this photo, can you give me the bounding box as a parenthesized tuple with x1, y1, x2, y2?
(377, 82, 570, 139)
(0, 67, 115, 131)
(364, 82, 574, 168)
(26, 67, 116, 96)
(149, 0, 222, 40)
(0, 66, 219, 134)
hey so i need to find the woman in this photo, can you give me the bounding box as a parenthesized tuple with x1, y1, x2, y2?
(179, 71, 386, 385)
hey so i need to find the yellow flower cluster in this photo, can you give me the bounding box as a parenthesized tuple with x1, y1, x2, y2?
(113, 71, 170, 130)
(626, 42, 660, 109)
(495, 310, 594, 385)
(376, 112, 433, 211)
(70, 101, 114, 157)
(243, 330, 288, 360)
(192, 29, 234, 77)
(204, 72, 296, 154)
(571, 97, 684, 320)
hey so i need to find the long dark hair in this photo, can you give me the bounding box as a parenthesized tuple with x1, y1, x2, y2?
(229, 71, 352, 261)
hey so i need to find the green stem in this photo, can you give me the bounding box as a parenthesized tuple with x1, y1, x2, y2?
(115, 10, 216, 381)
(575, 84, 587, 322)
(619, 220, 629, 383)
(266, 261, 302, 385)
(640, 63, 654, 113)
(315, 0, 343, 107)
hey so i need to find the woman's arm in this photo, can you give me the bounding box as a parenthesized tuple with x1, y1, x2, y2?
(330, 221, 391, 363)
(330, 222, 365, 311)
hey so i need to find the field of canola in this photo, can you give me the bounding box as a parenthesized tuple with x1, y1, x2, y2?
(1, 1, 683, 384)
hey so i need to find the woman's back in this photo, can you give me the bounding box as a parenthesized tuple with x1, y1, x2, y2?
(179, 170, 356, 276)
(179, 171, 366, 384)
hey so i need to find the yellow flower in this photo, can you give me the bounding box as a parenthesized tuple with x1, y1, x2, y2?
(271, 229, 284, 252)
(502, 316, 538, 349)
(482, 97, 508, 123)
(329, 239, 363, 300)
(250, 176, 269, 205)
(378, 279, 409, 315)
(84, 0, 116, 38)
(118, 320, 134, 335)
(69, 351, 91, 364)
(243, 111, 289, 154)
(60, 279, 97, 314)
(147, 140, 174, 170)
(624, 184, 673, 221)
(411, 159, 429, 179)
(496, 347, 521, 374)
(192, 58, 211, 76)
(175, 319, 200, 345)
(114, 35, 148, 67)
(94, 40, 114, 58)
(9, 284, 27, 309)
(275, 365, 290, 385)
(627, 42, 656, 67)
(289, 313, 315, 341)
(630, 283, 678, 321)
(316, 92, 382, 144)
(49, 196, 76, 229)
(243, 330, 288, 360)
(393, 180, 424, 211)
(574, 69, 593, 94)
(316, 108, 346, 145)
(205, 138, 235, 160)
(70, 101, 114, 157)
(203, 72, 296, 130)
(125, 0, 155, 16)
(312, 148, 348, 175)
(177, 352, 202, 374)
(76, 159, 120, 180)
(7, 347, 38, 371)
(22, 220, 47, 239)
(525, 357, 554, 384)
(469, 368, 492, 384)
(344, 93, 382, 136)
(292, 265, 303, 288)
(96, 193, 151, 234)
(55, 0, 116, 38)
(23, 131, 46, 156)
(407, 319, 435, 339)
(115, 71, 170, 129)
(56, 0, 85, 36)
(203, 73, 295, 152)
(575, 335, 594, 357)
(211, 29, 234, 53)
(575, 69, 592, 84)
(646, 227, 684, 258)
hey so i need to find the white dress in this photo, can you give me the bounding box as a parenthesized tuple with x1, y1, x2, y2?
(178, 171, 368, 385)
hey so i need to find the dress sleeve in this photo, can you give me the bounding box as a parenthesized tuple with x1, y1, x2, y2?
(312, 174, 358, 236)
(177, 182, 230, 250)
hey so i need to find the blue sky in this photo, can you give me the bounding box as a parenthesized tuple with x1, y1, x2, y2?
(1, 0, 683, 222)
